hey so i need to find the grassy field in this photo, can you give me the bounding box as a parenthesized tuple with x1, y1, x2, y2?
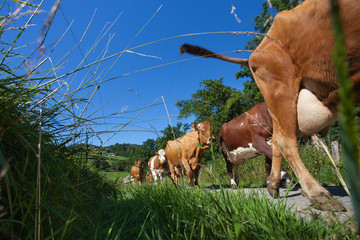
(65, 182, 358, 239)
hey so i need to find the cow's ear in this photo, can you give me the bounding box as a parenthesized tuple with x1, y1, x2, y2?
(191, 122, 198, 131)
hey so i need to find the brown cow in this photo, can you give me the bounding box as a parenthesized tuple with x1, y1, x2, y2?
(219, 102, 290, 189)
(165, 121, 214, 187)
(148, 149, 167, 184)
(130, 160, 144, 185)
(180, 0, 360, 211)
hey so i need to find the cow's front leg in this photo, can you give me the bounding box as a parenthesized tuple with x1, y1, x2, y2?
(233, 165, 239, 188)
(267, 139, 282, 198)
(191, 162, 201, 187)
(152, 170, 159, 183)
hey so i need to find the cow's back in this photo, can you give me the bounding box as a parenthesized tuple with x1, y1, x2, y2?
(220, 102, 272, 151)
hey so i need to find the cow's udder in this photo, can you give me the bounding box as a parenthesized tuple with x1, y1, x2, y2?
(297, 88, 338, 136)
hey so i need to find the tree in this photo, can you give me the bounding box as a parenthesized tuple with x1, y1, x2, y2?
(176, 79, 246, 135)
(129, 138, 158, 162)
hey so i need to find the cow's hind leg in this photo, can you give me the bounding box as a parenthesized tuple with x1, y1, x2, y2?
(265, 156, 272, 185)
(225, 159, 237, 189)
(252, 136, 273, 186)
(233, 165, 239, 188)
(251, 47, 345, 212)
(270, 103, 344, 211)
(221, 141, 238, 189)
(167, 161, 178, 186)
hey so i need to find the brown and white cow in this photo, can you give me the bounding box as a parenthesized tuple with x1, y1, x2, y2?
(148, 149, 167, 184)
(219, 102, 290, 189)
(180, 0, 360, 211)
(165, 121, 214, 187)
(130, 160, 144, 185)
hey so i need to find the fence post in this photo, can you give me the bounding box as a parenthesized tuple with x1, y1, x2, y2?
(331, 141, 340, 164)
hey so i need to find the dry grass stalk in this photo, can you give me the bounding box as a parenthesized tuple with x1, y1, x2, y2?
(312, 134, 351, 196)
(35, 106, 42, 240)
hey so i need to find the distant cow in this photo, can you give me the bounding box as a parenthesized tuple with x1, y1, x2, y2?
(179, 0, 360, 211)
(148, 149, 167, 184)
(165, 121, 214, 187)
(130, 160, 144, 185)
(219, 102, 290, 189)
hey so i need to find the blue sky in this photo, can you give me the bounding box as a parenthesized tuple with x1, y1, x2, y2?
(3, 0, 265, 146)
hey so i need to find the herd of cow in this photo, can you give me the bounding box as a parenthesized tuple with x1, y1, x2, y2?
(129, 0, 360, 213)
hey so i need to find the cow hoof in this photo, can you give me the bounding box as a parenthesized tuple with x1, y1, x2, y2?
(308, 193, 347, 212)
(280, 179, 293, 189)
(231, 184, 237, 190)
(301, 190, 307, 197)
(267, 185, 279, 198)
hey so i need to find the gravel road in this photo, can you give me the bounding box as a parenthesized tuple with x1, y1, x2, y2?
(222, 185, 355, 222)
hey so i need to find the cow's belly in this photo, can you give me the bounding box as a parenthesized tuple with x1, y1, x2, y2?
(229, 144, 262, 165)
(297, 89, 338, 136)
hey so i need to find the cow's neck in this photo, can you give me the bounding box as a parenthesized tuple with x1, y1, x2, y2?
(196, 133, 207, 149)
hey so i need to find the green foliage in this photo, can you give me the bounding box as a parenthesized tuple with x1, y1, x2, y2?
(176, 79, 261, 138)
(298, 145, 345, 186)
(128, 138, 157, 163)
(331, 0, 360, 229)
(91, 155, 112, 170)
(199, 152, 268, 187)
(106, 143, 140, 158)
(176, 78, 238, 123)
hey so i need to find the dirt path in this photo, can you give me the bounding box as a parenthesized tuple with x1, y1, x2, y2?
(225, 186, 354, 222)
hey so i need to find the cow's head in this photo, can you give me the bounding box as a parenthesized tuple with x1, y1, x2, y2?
(192, 120, 215, 149)
(156, 149, 166, 163)
(134, 160, 144, 168)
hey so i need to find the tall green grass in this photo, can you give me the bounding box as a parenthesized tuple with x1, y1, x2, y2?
(331, 0, 360, 230)
(0, 1, 124, 238)
(82, 184, 356, 239)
